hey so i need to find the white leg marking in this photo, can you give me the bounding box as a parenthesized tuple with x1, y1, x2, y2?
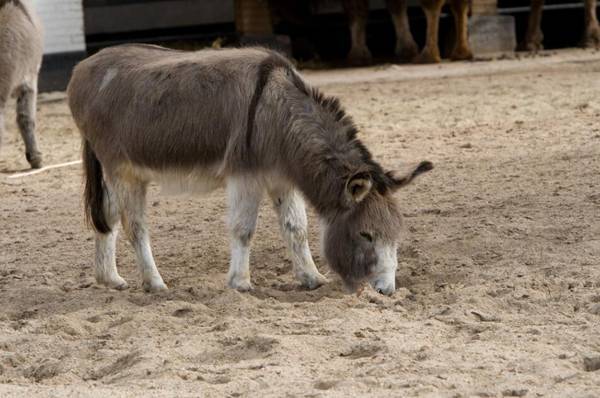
(226, 176, 263, 292)
(116, 178, 167, 292)
(269, 186, 327, 289)
(94, 183, 128, 290)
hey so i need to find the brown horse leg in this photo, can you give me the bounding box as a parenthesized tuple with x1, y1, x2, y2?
(417, 0, 445, 63)
(449, 0, 473, 60)
(518, 0, 544, 52)
(386, 0, 418, 62)
(342, 0, 373, 66)
(582, 0, 600, 48)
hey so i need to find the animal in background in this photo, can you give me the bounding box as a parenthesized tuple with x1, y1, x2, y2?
(0, 0, 43, 169)
(342, 0, 472, 65)
(520, 0, 599, 51)
(267, 0, 472, 65)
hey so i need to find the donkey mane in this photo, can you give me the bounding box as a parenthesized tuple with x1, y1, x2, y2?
(224, 46, 393, 196)
(297, 81, 396, 195)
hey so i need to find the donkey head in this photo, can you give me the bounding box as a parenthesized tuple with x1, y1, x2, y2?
(323, 160, 433, 295)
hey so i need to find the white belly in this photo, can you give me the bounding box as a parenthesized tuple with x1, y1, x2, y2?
(138, 166, 225, 196)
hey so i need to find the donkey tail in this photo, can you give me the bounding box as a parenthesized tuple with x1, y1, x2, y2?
(83, 140, 110, 234)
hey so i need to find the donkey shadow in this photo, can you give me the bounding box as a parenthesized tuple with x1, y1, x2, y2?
(249, 282, 346, 303)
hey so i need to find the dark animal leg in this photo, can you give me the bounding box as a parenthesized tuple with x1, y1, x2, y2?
(582, 0, 600, 48)
(16, 83, 42, 169)
(386, 0, 418, 62)
(449, 0, 473, 60)
(417, 0, 445, 63)
(518, 0, 544, 52)
(342, 0, 373, 66)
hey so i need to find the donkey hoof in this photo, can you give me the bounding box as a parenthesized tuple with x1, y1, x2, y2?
(143, 279, 168, 293)
(374, 285, 394, 296)
(96, 275, 129, 290)
(228, 278, 253, 292)
(111, 280, 129, 291)
(300, 273, 328, 290)
(26, 152, 42, 169)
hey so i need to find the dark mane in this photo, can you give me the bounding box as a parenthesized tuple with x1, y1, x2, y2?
(308, 88, 359, 139)
(302, 85, 397, 195)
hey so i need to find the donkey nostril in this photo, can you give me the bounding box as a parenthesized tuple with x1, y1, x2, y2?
(376, 288, 383, 294)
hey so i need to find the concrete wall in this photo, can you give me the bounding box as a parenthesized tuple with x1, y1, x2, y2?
(84, 0, 234, 35)
(31, 0, 86, 54)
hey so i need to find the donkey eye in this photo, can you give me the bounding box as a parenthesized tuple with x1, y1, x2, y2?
(360, 232, 373, 242)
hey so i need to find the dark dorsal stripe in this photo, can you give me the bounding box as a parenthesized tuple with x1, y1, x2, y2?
(0, 0, 33, 24)
(246, 53, 291, 149)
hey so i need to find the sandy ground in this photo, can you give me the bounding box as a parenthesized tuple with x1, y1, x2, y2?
(1, 49, 599, 397)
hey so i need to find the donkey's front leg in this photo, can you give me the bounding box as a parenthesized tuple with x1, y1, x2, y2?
(226, 176, 263, 292)
(269, 187, 328, 290)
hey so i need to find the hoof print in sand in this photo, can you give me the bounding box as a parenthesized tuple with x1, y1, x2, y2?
(340, 343, 385, 359)
(172, 307, 194, 318)
(583, 356, 600, 372)
(87, 350, 143, 381)
(25, 359, 63, 382)
(208, 335, 279, 364)
(314, 379, 339, 390)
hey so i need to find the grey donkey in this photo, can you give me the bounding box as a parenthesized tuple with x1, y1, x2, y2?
(0, 0, 43, 168)
(67, 45, 433, 295)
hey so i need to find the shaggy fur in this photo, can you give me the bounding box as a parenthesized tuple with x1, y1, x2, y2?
(0, 0, 43, 168)
(68, 45, 432, 291)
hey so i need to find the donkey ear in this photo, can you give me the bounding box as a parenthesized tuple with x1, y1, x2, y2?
(346, 172, 373, 203)
(386, 160, 433, 191)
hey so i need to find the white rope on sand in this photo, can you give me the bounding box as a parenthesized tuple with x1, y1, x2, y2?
(7, 160, 82, 179)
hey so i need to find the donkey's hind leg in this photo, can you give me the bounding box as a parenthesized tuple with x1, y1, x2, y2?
(268, 185, 328, 290)
(95, 181, 128, 290)
(115, 177, 167, 292)
(16, 81, 42, 169)
(226, 176, 263, 292)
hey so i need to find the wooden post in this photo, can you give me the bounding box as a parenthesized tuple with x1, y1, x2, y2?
(471, 0, 498, 16)
(468, 0, 516, 56)
(234, 0, 292, 55)
(235, 0, 273, 35)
